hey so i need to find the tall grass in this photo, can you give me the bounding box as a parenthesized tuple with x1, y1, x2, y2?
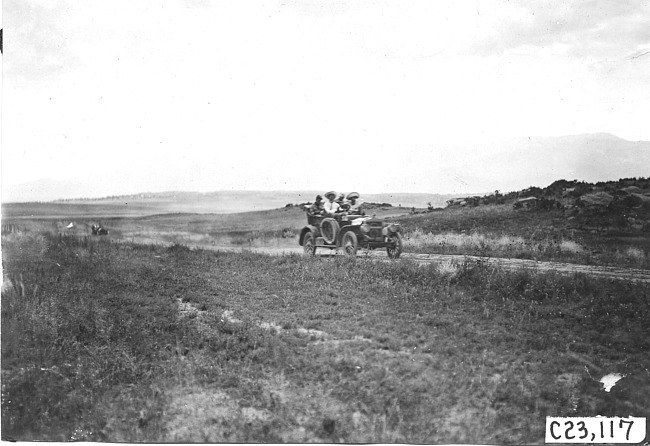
(397, 204, 650, 268)
(2, 233, 185, 440)
(403, 227, 648, 266)
(404, 228, 585, 258)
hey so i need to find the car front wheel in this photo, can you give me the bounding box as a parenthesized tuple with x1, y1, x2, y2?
(303, 232, 317, 256)
(386, 233, 403, 259)
(342, 231, 358, 257)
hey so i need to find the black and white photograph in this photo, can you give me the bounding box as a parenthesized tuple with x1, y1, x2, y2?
(1, 0, 649, 443)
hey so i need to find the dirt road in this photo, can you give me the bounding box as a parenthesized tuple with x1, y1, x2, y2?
(207, 245, 650, 283)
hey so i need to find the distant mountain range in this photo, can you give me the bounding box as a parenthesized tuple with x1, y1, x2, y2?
(2, 190, 459, 215)
(3, 133, 648, 205)
(451, 133, 650, 192)
(1, 190, 461, 218)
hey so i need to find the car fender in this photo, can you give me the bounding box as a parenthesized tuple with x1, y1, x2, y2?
(336, 226, 359, 246)
(299, 225, 319, 246)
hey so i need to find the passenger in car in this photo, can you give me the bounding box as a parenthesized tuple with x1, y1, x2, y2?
(337, 193, 351, 212)
(307, 195, 325, 216)
(323, 191, 341, 215)
(346, 192, 365, 215)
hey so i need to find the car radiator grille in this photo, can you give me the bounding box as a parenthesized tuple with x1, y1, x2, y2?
(368, 228, 382, 239)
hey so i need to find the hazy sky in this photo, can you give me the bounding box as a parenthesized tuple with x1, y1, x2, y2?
(2, 0, 649, 195)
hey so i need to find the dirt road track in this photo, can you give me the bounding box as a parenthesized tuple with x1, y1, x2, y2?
(207, 246, 650, 283)
(399, 252, 650, 283)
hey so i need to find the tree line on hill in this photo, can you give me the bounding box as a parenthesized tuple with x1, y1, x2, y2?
(433, 177, 650, 231)
(440, 177, 649, 208)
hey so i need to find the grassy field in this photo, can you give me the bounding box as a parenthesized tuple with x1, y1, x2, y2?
(1, 205, 408, 250)
(5, 200, 648, 267)
(2, 231, 649, 443)
(396, 205, 650, 269)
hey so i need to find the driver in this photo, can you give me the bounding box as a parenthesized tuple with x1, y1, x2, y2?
(337, 193, 351, 212)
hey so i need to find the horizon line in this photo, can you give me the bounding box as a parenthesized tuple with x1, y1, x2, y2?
(4, 176, 649, 205)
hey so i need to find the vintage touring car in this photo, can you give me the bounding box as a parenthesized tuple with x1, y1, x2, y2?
(299, 212, 403, 258)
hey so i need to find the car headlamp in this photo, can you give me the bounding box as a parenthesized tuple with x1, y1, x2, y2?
(382, 224, 400, 235)
(360, 223, 371, 234)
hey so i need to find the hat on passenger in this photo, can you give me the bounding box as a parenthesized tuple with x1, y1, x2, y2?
(324, 191, 337, 199)
(316, 195, 323, 200)
(346, 192, 360, 200)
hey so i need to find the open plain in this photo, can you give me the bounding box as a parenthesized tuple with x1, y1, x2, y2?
(2, 190, 649, 443)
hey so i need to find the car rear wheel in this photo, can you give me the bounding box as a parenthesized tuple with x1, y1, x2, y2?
(303, 232, 317, 256)
(386, 233, 403, 259)
(342, 231, 358, 257)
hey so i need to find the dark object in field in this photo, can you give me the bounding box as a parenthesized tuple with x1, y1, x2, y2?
(1, 224, 23, 235)
(446, 196, 481, 207)
(513, 196, 538, 209)
(322, 418, 336, 435)
(91, 224, 109, 235)
(513, 196, 562, 210)
(579, 192, 614, 208)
